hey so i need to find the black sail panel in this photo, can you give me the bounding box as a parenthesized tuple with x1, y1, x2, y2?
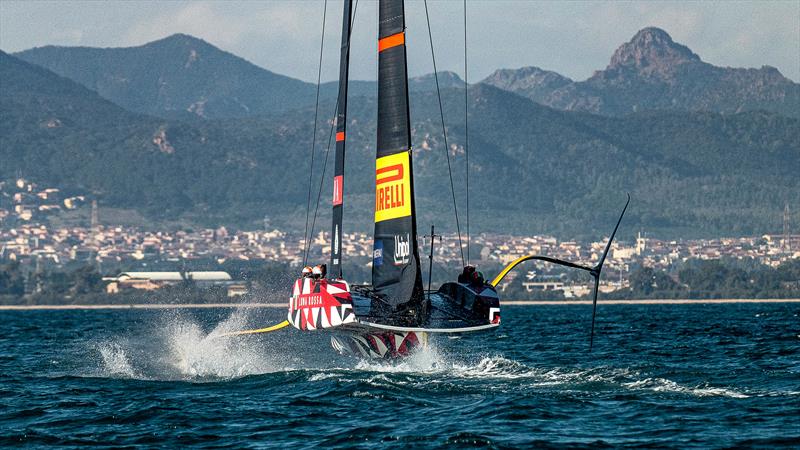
(372, 0, 424, 310)
(330, 0, 354, 278)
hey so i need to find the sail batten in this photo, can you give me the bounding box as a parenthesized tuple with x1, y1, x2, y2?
(330, 0, 354, 278)
(372, 0, 424, 310)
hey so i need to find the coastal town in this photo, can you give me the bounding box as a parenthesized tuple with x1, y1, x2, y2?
(2, 178, 797, 298)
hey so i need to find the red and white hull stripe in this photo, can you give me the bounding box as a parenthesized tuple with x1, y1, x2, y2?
(288, 278, 356, 331)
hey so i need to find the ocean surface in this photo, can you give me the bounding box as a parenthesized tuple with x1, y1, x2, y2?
(1, 303, 798, 448)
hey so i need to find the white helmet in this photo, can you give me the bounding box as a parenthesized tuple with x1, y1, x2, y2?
(302, 266, 312, 277)
(312, 266, 323, 278)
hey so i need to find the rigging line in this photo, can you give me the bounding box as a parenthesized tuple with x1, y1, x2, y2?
(307, 100, 338, 262)
(423, 0, 465, 268)
(307, 0, 359, 258)
(302, 0, 328, 266)
(463, 0, 470, 266)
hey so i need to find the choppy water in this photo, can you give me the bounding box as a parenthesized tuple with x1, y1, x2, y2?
(1, 303, 798, 448)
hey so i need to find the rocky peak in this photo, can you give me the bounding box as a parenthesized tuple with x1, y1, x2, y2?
(150, 33, 206, 47)
(410, 71, 464, 88)
(406, 71, 465, 93)
(485, 66, 572, 87)
(481, 66, 572, 101)
(608, 27, 700, 73)
(143, 33, 217, 59)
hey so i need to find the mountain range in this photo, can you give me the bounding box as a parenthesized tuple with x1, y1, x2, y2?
(15, 28, 799, 120)
(1, 27, 798, 239)
(482, 27, 799, 118)
(14, 34, 316, 120)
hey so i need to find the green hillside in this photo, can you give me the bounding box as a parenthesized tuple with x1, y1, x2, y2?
(2, 51, 798, 239)
(14, 34, 316, 119)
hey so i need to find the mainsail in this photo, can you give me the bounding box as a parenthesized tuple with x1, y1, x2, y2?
(329, 0, 354, 278)
(371, 0, 424, 310)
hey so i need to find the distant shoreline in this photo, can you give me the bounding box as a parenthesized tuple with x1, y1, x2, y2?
(502, 299, 800, 305)
(1, 299, 799, 310)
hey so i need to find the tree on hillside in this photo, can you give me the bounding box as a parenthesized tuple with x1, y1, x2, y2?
(628, 266, 682, 297)
(0, 261, 25, 296)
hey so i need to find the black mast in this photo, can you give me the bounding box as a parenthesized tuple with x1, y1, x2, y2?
(372, 0, 424, 310)
(329, 0, 354, 278)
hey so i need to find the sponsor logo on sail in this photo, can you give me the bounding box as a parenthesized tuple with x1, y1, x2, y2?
(332, 175, 343, 206)
(374, 152, 411, 222)
(373, 240, 383, 266)
(334, 225, 339, 254)
(393, 234, 410, 265)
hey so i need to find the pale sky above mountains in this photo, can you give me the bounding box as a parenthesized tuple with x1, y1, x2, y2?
(1, 0, 798, 83)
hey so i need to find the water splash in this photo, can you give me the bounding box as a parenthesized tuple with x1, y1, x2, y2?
(90, 311, 751, 399)
(353, 344, 445, 374)
(98, 343, 137, 378)
(166, 310, 282, 379)
(94, 308, 287, 381)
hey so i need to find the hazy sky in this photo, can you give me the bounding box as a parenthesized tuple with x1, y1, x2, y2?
(1, 0, 798, 83)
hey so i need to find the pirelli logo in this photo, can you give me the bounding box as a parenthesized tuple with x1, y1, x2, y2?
(375, 152, 411, 222)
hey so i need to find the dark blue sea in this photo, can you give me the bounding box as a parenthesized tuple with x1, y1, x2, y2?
(1, 303, 798, 448)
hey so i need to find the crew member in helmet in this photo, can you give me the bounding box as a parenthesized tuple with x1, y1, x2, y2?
(458, 265, 476, 284)
(312, 265, 323, 279)
(301, 266, 312, 278)
(471, 270, 486, 288)
(459, 265, 486, 289)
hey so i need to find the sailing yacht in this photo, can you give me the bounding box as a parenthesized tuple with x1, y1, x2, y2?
(223, 0, 629, 358)
(287, 0, 500, 358)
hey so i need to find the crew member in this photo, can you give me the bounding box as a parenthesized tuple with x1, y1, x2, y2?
(471, 270, 486, 288)
(458, 265, 476, 284)
(301, 266, 312, 278)
(312, 265, 323, 279)
(459, 265, 487, 288)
